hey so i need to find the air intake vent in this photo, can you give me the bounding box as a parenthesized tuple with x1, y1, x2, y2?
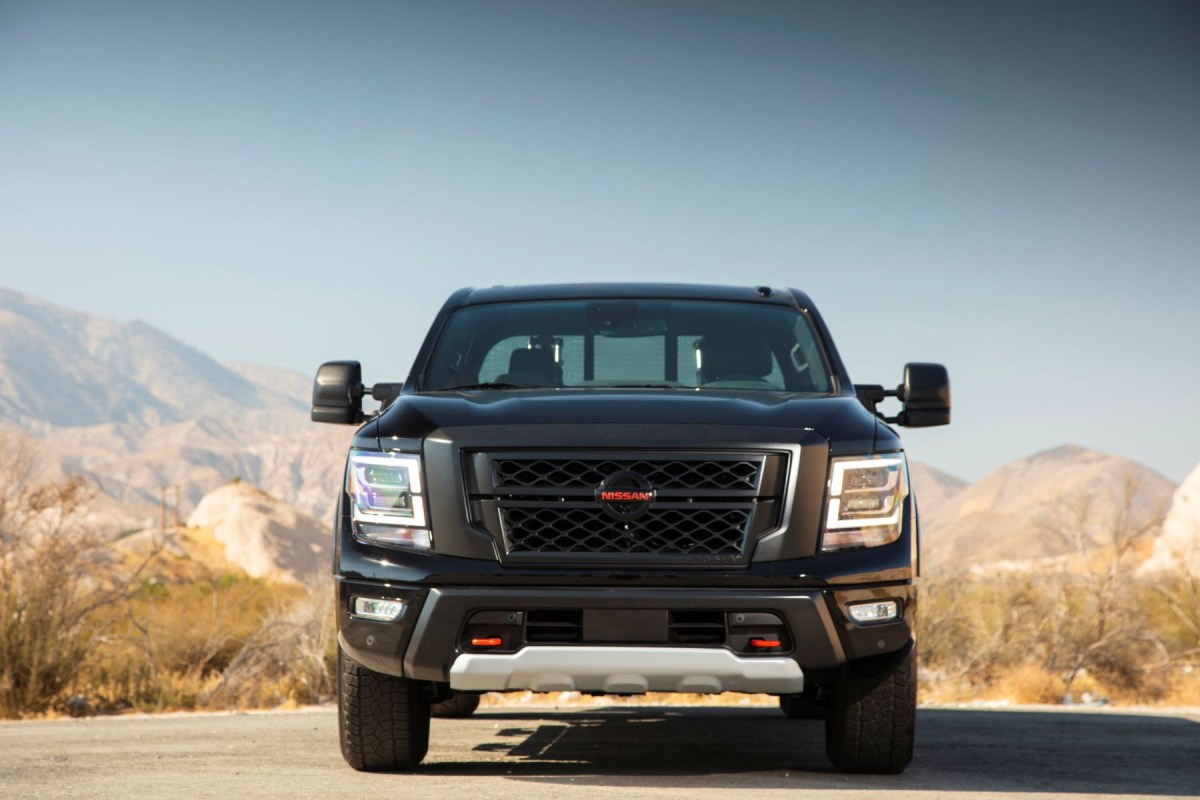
(668, 611, 726, 645)
(525, 610, 582, 644)
(501, 507, 749, 556)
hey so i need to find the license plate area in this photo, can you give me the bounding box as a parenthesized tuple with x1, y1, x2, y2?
(582, 609, 669, 643)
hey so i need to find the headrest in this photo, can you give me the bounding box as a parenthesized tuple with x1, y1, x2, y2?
(508, 347, 557, 375)
(698, 335, 772, 380)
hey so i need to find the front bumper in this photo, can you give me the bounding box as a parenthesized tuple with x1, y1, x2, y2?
(450, 646, 804, 694)
(337, 578, 915, 689)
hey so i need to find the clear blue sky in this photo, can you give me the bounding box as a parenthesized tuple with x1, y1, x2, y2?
(1, 0, 1198, 482)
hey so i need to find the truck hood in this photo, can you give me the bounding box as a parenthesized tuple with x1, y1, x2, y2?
(371, 389, 880, 448)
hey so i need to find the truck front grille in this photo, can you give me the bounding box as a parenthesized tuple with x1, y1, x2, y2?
(491, 457, 760, 491)
(500, 506, 749, 555)
(465, 450, 787, 565)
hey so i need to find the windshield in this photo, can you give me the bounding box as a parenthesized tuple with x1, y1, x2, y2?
(422, 299, 833, 393)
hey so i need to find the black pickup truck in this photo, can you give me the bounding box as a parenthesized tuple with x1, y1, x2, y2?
(311, 283, 950, 774)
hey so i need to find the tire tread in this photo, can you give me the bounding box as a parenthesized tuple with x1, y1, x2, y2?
(338, 649, 430, 772)
(825, 648, 916, 774)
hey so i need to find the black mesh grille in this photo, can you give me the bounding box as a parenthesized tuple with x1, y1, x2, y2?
(492, 458, 759, 491)
(500, 506, 749, 555)
(468, 449, 783, 564)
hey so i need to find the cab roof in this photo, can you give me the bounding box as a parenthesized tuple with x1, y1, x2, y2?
(450, 283, 814, 309)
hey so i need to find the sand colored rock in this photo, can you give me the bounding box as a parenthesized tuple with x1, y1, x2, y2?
(186, 481, 328, 583)
(1144, 461, 1200, 575)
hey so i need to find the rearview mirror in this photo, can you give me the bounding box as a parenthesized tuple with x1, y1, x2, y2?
(311, 361, 365, 425)
(896, 362, 950, 427)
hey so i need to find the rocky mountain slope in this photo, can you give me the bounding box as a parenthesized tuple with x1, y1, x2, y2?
(921, 445, 1176, 569)
(0, 289, 304, 426)
(907, 461, 968, 522)
(0, 289, 351, 525)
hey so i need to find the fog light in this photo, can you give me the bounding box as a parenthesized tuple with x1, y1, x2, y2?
(848, 600, 899, 624)
(354, 597, 407, 622)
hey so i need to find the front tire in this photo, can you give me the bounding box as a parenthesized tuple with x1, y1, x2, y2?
(338, 647, 430, 772)
(824, 647, 916, 774)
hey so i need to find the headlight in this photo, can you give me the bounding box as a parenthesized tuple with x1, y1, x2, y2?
(347, 451, 433, 551)
(822, 454, 908, 551)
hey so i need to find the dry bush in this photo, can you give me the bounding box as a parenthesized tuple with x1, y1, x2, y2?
(1160, 667, 1200, 705)
(920, 567, 1183, 704)
(918, 473, 1192, 705)
(0, 436, 156, 717)
(202, 583, 336, 708)
(920, 568, 1054, 691)
(979, 664, 1065, 705)
(1147, 565, 1200, 661)
(81, 575, 301, 712)
(1033, 477, 1172, 698)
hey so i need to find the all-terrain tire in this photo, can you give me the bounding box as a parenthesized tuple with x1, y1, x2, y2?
(338, 647, 430, 772)
(431, 691, 481, 719)
(824, 647, 916, 774)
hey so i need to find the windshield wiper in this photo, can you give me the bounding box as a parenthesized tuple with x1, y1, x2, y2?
(603, 383, 682, 389)
(435, 382, 541, 391)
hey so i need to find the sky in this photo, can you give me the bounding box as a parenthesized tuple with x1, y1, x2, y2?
(1, 0, 1198, 483)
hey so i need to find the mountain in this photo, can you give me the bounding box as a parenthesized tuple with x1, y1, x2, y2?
(0, 289, 303, 427)
(0, 289, 348, 526)
(908, 462, 967, 522)
(921, 445, 1176, 569)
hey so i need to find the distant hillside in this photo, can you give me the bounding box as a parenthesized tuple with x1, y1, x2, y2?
(907, 461, 967, 522)
(0, 289, 304, 427)
(922, 445, 1176, 569)
(0, 289, 346, 525)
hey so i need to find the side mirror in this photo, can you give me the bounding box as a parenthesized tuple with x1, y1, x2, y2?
(311, 361, 365, 425)
(897, 362, 950, 427)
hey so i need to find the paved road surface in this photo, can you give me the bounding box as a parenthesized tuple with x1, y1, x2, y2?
(1, 704, 1198, 799)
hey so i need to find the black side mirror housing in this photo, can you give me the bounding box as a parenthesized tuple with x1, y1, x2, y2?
(896, 362, 951, 427)
(312, 361, 365, 425)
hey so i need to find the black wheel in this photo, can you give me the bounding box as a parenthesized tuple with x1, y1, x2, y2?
(824, 647, 916, 774)
(338, 647, 430, 772)
(431, 691, 480, 718)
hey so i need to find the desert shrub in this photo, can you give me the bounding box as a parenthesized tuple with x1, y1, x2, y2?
(201, 582, 336, 708)
(0, 436, 154, 717)
(81, 574, 303, 712)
